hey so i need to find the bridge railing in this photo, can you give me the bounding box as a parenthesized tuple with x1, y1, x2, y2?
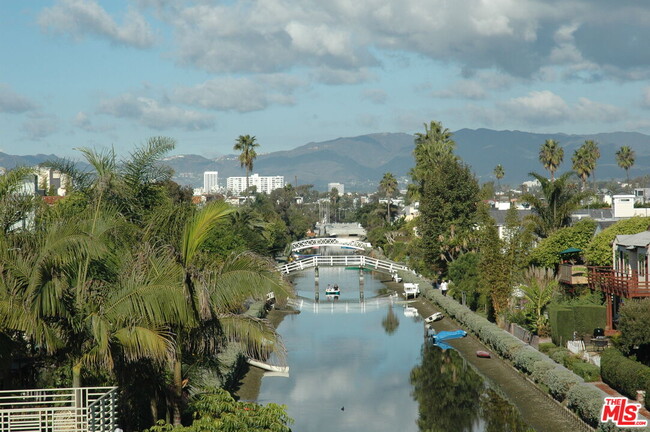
(290, 238, 371, 252)
(278, 255, 411, 275)
(0, 387, 118, 432)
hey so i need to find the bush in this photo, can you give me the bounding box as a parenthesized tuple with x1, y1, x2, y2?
(566, 384, 611, 429)
(570, 361, 600, 382)
(545, 368, 583, 401)
(601, 348, 650, 410)
(512, 347, 545, 375)
(538, 342, 555, 354)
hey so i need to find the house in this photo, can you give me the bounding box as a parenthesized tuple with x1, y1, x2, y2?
(587, 230, 650, 333)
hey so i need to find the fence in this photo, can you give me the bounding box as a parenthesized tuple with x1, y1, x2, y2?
(0, 387, 118, 432)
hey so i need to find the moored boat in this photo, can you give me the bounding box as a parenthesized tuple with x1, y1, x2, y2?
(476, 351, 491, 358)
(424, 312, 444, 323)
(325, 284, 341, 295)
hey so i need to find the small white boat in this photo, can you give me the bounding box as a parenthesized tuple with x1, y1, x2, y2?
(247, 358, 289, 374)
(424, 312, 444, 323)
(325, 284, 341, 295)
(403, 283, 420, 299)
(403, 306, 419, 317)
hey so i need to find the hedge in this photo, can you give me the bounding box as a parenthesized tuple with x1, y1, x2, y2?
(548, 304, 606, 347)
(405, 273, 610, 428)
(601, 348, 650, 410)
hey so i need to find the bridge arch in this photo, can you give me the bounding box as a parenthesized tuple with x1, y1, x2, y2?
(290, 237, 371, 252)
(278, 255, 411, 276)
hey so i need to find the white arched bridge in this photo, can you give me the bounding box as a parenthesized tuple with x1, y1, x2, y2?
(278, 255, 411, 275)
(290, 237, 371, 252)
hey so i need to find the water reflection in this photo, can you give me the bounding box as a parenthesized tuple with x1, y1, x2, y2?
(256, 268, 532, 432)
(381, 305, 400, 335)
(410, 342, 532, 432)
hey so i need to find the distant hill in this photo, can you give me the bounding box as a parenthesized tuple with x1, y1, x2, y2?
(2, 129, 650, 192)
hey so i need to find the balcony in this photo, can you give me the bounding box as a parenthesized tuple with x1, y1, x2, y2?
(587, 266, 650, 298)
(558, 264, 588, 285)
(0, 387, 117, 432)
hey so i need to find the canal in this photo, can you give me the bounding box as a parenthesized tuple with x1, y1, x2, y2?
(250, 267, 547, 432)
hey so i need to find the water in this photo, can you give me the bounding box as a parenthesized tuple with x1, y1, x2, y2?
(256, 267, 532, 432)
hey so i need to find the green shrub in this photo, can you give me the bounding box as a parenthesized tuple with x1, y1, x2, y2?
(512, 348, 545, 375)
(570, 361, 600, 382)
(601, 348, 650, 410)
(545, 368, 583, 401)
(530, 359, 556, 384)
(538, 342, 555, 354)
(566, 384, 610, 429)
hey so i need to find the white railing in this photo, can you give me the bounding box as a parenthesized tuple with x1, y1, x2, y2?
(0, 387, 118, 432)
(278, 255, 411, 275)
(290, 238, 371, 252)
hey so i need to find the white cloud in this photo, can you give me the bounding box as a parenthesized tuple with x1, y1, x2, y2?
(39, 0, 155, 48)
(0, 85, 37, 113)
(98, 94, 214, 130)
(173, 75, 304, 112)
(469, 90, 626, 126)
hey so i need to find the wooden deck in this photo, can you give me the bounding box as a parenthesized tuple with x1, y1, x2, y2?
(587, 266, 650, 298)
(558, 264, 588, 285)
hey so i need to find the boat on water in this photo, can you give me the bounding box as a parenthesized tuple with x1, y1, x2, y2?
(325, 284, 341, 295)
(424, 312, 444, 323)
(247, 358, 290, 374)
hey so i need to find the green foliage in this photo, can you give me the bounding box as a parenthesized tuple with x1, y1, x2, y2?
(584, 216, 650, 266)
(477, 210, 511, 321)
(448, 252, 481, 310)
(144, 388, 293, 432)
(617, 298, 650, 364)
(548, 304, 606, 347)
(521, 172, 591, 238)
(539, 139, 564, 180)
(529, 219, 597, 267)
(601, 349, 650, 410)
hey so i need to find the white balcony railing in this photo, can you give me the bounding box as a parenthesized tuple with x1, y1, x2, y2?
(0, 386, 118, 432)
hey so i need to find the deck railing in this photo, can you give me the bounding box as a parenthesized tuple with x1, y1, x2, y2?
(587, 266, 650, 298)
(0, 387, 118, 432)
(278, 255, 411, 275)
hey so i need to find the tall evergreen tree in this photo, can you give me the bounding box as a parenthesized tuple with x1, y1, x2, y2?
(493, 164, 505, 192)
(379, 172, 398, 222)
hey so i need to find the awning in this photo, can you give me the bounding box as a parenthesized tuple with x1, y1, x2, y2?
(559, 247, 582, 254)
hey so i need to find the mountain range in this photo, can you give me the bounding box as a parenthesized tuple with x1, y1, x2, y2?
(2, 129, 650, 192)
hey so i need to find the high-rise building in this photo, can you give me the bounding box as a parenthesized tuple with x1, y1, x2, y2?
(328, 182, 344, 195)
(203, 171, 219, 193)
(227, 173, 284, 195)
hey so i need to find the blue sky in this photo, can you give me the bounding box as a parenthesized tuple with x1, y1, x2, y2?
(2, 0, 650, 159)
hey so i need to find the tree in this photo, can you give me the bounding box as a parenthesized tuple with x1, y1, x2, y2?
(616, 145, 636, 186)
(529, 219, 597, 268)
(520, 172, 591, 238)
(493, 164, 504, 192)
(582, 140, 600, 187)
(145, 387, 293, 432)
(584, 216, 650, 266)
(572, 142, 597, 191)
(418, 156, 480, 276)
(617, 298, 650, 365)
(518, 267, 557, 335)
(233, 135, 260, 193)
(379, 172, 398, 222)
(539, 139, 564, 181)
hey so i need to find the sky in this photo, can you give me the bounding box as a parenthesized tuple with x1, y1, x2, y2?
(2, 0, 650, 159)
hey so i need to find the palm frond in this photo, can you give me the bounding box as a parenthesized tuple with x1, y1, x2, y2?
(181, 201, 235, 266)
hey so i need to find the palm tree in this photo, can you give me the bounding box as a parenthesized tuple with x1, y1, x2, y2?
(571, 145, 594, 191)
(616, 145, 636, 187)
(521, 172, 592, 238)
(234, 135, 260, 193)
(493, 165, 505, 192)
(538, 139, 563, 181)
(379, 172, 398, 222)
(519, 267, 557, 335)
(0, 166, 38, 233)
(582, 140, 600, 188)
